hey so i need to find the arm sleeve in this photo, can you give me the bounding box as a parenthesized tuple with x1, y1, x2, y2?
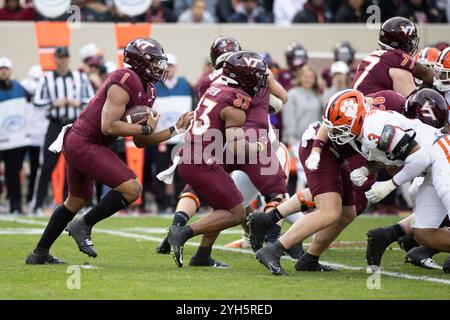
(392, 147, 430, 186)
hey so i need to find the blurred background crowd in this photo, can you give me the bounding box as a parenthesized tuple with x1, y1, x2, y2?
(0, 0, 450, 24)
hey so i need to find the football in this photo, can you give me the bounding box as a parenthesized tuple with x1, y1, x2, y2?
(121, 105, 157, 125)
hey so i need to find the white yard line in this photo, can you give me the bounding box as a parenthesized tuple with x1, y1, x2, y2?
(1, 216, 450, 286)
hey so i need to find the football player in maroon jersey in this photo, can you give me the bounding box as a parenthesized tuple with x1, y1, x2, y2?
(156, 37, 292, 268)
(352, 16, 434, 97)
(249, 89, 407, 274)
(166, 51, 271, 268)
(26, 38, 193, 264)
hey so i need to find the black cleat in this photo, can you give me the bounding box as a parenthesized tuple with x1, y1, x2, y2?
(167, 225, 188, 268)
(443, 256, 450, 274)
(65, 217, 97, 258)
(189, 255, 229, 269)
(156, 235, 171, 254)
(25, 251, 66, 265)
(295, 254, 336, 272)
(255, 243, 287, 276)
(285, 243, 305, 260)
(405, 246, 441, 270)
(366, 227, 393, 268)
(398, 234, 420, 252)
(247, 212, 275, 252)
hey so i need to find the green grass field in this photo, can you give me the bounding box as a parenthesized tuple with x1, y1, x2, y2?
(1, 214, 450, 300)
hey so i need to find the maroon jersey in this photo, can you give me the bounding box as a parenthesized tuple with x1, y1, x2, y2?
(352, 49, 416, 95)
(197, 69, 223, 98)
(184, 83, 251, 163)
(72, 68, 156, 146)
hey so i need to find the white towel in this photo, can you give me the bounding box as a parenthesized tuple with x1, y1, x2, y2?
(156, 155, 181, 184)
(48, 124, 72, 153)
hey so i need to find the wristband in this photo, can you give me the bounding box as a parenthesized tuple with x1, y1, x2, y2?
(141, 125, 151, 136)
(312, 139, 326, 150)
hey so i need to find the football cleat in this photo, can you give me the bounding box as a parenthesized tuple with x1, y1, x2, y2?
(247, 212, 275, 252)
(189, 255, 229, 269)
(224, 234, 251, 248)
(255, 243, 287, 276)
(167, 225, 188, 268)
(156, 235, 171, 254)
(366, 227, 392, 267)
(65, 217, 97, 258)
(25, 251, 66, 265)
(285, 243, 305, 260)
(405, 246, 441, 270)
(295, 254, 336, 272)
(397, 234, 420, 252)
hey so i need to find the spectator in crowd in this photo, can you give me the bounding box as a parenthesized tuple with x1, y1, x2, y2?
(31, 47, 95, 213)
(292, 0, 333, 23)
(228, 0, 272, 23)
(71, 0, 112, 22)
(216, 0, 235, 22)
(146, 0, 177, 23)
(21, 65, 48, 209)
(282, 64, 322, 190)
(79, 43, 107, 91)
(150, 53, 193, 212)
(0, 57, 30, 213)
(322, 61, 351, 102)
(334, 0, 371, 23)
(174, 0, 218, 20)
(0, 0, 35, 20)
(178, 0, 215, 23)
(397, 0, 444, 23)
(375, 0, 404, 21)
(322, 41, 356, 87)
(273, 0, 305, 25)
(278, 42, 309, 91)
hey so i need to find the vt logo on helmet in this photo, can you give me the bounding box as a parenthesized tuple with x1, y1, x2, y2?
(323, 89, 368, 145)
(123, 38, 168, 83)
(222, 51, 269, 98)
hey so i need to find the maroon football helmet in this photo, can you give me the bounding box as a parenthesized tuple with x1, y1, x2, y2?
(334, 41, 355, 65)
(222, 51, 268, 98)
(285, 43, 308, 71)
(123, 38, 168, 83)
(378, 17, 419, 56)
(403, 88, 448, 128)
(210, 36, 241, 68)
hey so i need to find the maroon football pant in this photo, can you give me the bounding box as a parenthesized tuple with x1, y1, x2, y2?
(62, 129, 136, 201)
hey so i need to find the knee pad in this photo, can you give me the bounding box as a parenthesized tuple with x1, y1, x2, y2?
(178, 188, 201, 211)
(296, 191, 316, 212)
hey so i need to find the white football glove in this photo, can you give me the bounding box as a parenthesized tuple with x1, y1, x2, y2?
(365, 180, 397, 203)
(350, 166, 369, 187)
(305, 151, 321, 171)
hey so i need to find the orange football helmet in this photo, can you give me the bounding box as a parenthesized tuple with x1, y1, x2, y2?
(323, 89, 368, 145)
(415, 47, 441, 68)
(434, 47, 450, 92)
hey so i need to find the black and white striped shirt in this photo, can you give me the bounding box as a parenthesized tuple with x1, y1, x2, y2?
(33, 70, 94, 124)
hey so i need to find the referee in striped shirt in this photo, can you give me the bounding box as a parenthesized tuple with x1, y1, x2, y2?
(32, 47, 94, 213)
